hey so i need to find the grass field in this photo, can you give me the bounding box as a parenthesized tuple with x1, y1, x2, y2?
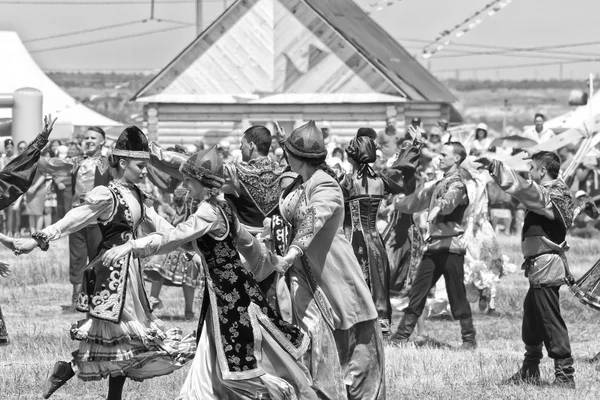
(1, 235, 600, 399)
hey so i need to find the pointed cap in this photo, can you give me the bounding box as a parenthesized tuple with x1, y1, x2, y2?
(283, 120, 327, 160)
(179, 145, 225, 189)
(112, 126, 149, 159)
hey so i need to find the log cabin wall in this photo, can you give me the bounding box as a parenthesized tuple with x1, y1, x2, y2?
(146, 101, 450, 147)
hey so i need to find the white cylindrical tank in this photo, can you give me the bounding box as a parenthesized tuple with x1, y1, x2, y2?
(12, 88, 43, 145)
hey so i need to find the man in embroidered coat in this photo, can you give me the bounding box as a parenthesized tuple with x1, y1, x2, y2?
(38, 127, 111, 309)
(477, 151, 576, 388)
(150, 126, 284, 234)
(389, 142, 477, 349)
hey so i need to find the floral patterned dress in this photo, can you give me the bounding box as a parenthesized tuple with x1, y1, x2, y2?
(129, 200, 317, 400)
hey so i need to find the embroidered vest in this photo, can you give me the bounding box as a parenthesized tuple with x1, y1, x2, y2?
(72, 156, 111, 206)
(78, 182, 149, 323)
(194, 201, 306, 377)
(225, 158, 283, 228)
(522, 180, 574, 245)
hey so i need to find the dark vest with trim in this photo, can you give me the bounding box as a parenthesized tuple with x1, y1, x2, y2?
(522, 180, 574, 245)
(224, 157, 283, 228)
(77, 182, 150, 323)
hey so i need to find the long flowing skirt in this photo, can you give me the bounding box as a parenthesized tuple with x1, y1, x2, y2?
(387, 223, 423, 313)
(288, 270, 347, 400)
(70, 257, 196, 381)
(334, 319, 385, 400)
(177, 307, 317, 400)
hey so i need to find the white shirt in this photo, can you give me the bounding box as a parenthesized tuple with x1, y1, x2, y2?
(522, 126, 556, 144)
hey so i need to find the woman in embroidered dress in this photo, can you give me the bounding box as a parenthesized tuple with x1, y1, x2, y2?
(143, 186, 203, 319)
(339, 128, 422, 337)
(267, 121, 385, 400)
(15, 126, 195, 400)
(0, 115, 56, 345)
(102, 145, 317, 400)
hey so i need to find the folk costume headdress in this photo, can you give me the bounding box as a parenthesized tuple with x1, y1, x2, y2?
(179, 145, 225, 189)
(283, 120, 327, 162)
(112, 126, 150, 159)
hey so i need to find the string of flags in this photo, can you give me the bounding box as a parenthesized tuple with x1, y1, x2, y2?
(366, 0, 403, 14)
(421, 0, 514, 59)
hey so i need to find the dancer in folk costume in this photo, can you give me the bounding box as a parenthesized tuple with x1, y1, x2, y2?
(15, 127, 195, 400)
(338, 127, 420, 336)
(460, 162, 515, 313)
(144, 186, 203, 319)
(476, 151, 577, 388)
(265, 121, 385, 400)
(0, 115, 56, 345)
(102, 146, 317, 400)
(390, 142, 477, 350)
(149, 125, 286, 305)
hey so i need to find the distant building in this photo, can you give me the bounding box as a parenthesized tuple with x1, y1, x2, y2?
(133, 0, 462, 146)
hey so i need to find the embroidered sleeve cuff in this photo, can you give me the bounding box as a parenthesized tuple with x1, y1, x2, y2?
(288, 244, 304, 257)
(131, 236, 160, 258)
(31, 134, 49, 151)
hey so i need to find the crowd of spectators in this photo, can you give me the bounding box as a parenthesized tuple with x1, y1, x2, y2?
(0, 112, 598, 237)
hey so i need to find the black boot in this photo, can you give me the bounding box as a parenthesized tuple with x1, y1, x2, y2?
(42, 361, 75, 399)
(502, 344, 542, 385)
(389, 313, 419, 344)
(459, 317, 477, 350)
(552, 358, 575, 389)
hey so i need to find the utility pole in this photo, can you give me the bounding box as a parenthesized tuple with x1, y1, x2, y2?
(502, 98, 511, 135)
(196, 0, 204, 36)
(559, 63, 563, 80)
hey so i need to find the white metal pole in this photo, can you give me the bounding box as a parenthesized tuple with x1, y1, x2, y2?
(590, 73, 594, 117)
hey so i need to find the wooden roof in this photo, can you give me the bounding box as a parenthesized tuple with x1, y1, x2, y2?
(303, 0, 456, 102)
(133, 0, 456, 104)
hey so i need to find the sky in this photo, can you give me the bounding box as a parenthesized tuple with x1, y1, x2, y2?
(1, 0, 599, 80)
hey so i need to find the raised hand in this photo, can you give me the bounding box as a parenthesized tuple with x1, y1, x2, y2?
(407, 125, 421, 141)
(0, 261, 9, 278)
(272, 121, 286, 145)
(474, 157, 493, 170)
(582, 196, 599, 219)
(13, 238, 38, 255)
(102, 242, 133, 267)
(41, 114, 58, 140)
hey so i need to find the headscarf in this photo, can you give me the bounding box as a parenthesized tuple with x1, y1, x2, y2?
(346, 127, 378, 188)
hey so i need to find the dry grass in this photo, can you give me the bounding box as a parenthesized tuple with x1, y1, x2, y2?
(1, 236, 600, 399)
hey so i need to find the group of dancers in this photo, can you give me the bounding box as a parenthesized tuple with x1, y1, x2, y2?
(0, 114, 598, 399)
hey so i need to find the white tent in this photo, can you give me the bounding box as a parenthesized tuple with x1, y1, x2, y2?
(545, 90, 600, 130)
(0, 31, 122, 134)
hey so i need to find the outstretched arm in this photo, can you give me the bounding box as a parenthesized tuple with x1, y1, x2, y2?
(0, 115, 56, 210)
(482, 159, 554, 218)
(149, 142, 188, 180)
(14, 186, 115, 254)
